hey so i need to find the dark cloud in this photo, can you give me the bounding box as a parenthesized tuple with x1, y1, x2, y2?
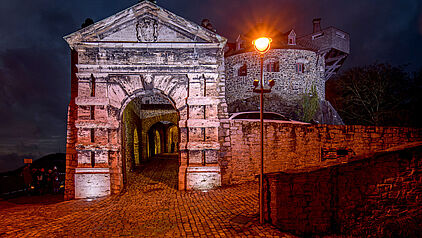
(0, 0, 72, 171)
(0, 152, 38, 173)
(0, 0, 421, 172)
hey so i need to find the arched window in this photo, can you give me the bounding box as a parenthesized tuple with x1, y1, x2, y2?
(238, 63, 247, 76)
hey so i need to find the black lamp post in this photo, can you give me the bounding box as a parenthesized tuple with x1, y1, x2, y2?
(252, 37, 275, 224)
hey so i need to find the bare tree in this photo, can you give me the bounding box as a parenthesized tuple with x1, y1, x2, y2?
(327, 63, 412, 126)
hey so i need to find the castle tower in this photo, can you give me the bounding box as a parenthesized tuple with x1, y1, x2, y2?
(224, 19, 349, 124)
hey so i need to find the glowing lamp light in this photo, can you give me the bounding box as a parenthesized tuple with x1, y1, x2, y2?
(252, 37, 272, 54)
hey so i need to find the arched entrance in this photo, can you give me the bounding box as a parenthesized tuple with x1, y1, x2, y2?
(121, 91, 179, 186)
(147, 121, 179, 158)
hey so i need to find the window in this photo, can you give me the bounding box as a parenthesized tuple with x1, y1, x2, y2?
(312, 32, 324, 40)
(90, 105, 95, 120)
(288, 30, 296, 45)
(238, 63, 247, 76)
(90, 74, 96, 97)
(90, 128, 95, 143)
(91, 151, 95, 168)
(296, 63, 304, 73)
(336, 31, 346, 39)
(266, 61, 280, 72)
(288, 38, 295, 45)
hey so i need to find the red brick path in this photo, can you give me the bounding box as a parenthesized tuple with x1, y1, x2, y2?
(0, 157, 293, 237)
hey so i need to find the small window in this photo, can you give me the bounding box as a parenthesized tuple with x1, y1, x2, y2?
(107, 129, 111, 143)
(266, 61, 280, 72)
(90, 74, 96, 97)
(90, 128, 95, 143)
(288, 30, 296, 45)
(238, 63, 247, 76)
(336, 31, 345, 39)
(296, 63, 304, 73)
(312, 32, 324, 40)
(288, 38, 295, 45)
(90, 105, 95, 120)
(91, 151, 95, 168)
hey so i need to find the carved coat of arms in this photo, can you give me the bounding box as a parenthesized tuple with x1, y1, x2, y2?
(136, 18, 158, 42)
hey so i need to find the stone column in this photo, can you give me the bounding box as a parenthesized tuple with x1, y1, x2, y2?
(73, 73, 112, 199)
(183, 73, 222, 190)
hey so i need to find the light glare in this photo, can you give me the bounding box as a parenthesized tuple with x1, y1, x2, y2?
(253, 37, 272, 53)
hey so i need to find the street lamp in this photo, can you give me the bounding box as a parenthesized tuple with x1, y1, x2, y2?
(252, 36, 274, 224)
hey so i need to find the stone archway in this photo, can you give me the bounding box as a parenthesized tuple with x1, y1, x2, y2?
(167, 125, 178, 154)
(147, 121, 177, 157)
(120, 90, 179, 174)
(63, 1, 227, 200)
(109, 73, 223, 194)
(67, 73, 226, 199)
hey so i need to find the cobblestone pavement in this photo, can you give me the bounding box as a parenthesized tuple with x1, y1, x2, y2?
(0, 156, 295, 237)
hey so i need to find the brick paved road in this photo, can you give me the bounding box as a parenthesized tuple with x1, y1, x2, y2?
(0, 156, 294, 237)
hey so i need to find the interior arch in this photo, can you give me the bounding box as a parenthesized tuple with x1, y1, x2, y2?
(120, 90, 180, 188)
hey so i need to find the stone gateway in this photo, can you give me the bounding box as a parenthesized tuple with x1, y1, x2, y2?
(64, 1, 227, 199)
(64, 1, 352, 199)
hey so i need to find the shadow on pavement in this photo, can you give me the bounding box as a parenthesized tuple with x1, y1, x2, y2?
(131, 154, 179, 190)
(0, 193, 64, 210)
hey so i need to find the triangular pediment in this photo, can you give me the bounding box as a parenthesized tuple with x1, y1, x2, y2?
(64, 1, 225, 46)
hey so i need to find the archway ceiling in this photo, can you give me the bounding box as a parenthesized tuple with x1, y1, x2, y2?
(127, 93, 175, 119)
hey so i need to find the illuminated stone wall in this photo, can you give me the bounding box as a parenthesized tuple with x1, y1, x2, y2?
(225, 49, 325, 106)
(220, 120, 422, 185)
(225, 49, 328, 120)
(122, 104, 142, 172)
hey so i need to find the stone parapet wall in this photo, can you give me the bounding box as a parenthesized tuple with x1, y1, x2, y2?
(263, 143, 422, 236)
(220, 120, 422, 185)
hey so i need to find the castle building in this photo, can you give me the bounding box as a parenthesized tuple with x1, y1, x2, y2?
(63, 1, 350, 199)
(224, 19, 349, 124)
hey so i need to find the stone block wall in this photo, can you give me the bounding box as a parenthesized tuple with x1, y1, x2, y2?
(263, 143, 422, 236)
(220, 120, 422, 185)
(64, 49, 79, 200)
(122, 104, 142, 172)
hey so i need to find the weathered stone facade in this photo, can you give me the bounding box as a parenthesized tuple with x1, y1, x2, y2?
(224, 21, 349, 124)
(64, 1, 227, 199)
(219, 120, 422, 185)
(225, 49, 326, 120)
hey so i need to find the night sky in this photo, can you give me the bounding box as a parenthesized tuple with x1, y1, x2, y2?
(0, 0, 421, 172)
